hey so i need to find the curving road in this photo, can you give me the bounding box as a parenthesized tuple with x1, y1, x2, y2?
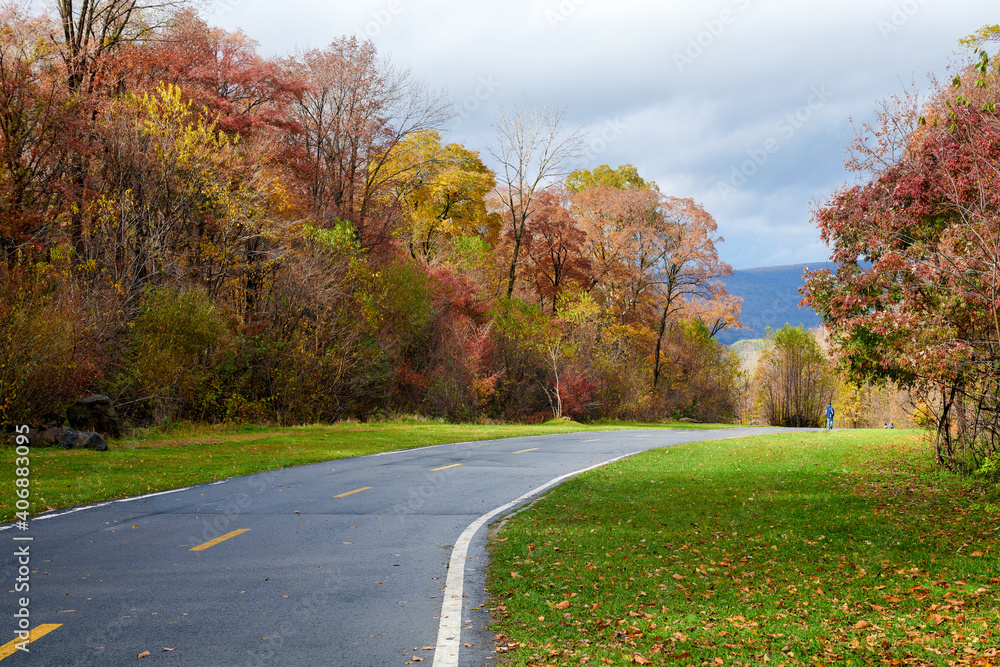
(1, 427, 793, 666)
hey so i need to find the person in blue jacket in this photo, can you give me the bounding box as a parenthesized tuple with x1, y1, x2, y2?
(825, 404, 835, 429)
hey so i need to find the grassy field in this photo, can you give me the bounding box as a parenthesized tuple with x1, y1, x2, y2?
(486, 430, 1000, 667)
(2, 418, 735, 523)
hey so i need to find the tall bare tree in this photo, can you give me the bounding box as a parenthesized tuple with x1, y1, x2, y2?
(488, 102, 584, 298)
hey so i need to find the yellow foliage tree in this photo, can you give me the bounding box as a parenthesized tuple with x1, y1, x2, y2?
(92, 82, 292, 312)
(383, 130, 498, 263)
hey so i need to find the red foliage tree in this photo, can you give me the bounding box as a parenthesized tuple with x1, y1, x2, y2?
(519, 188, 591, 313)
(0, 9, 76, 261)
(110, 10, 301, 137)
(803, 50, 1000, 470)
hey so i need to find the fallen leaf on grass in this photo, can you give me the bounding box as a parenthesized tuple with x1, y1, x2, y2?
(629, 652, 651, 664)
(555, 601, 570, 609)
(854, 620, 871, 629)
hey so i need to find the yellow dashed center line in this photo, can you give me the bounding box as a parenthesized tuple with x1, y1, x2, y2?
(334, 487, 372, 498)
(581, 439, 600, 443)
(634, 435, 650, 438)
(0, 624, 62, 660)
(189, 528, 250, 552)
(432, 464, 462, 471)
(514, 448, 539, 454)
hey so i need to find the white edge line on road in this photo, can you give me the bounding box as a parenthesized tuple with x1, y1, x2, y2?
(0, 486, 194, 530)
(431, 452, 636, 667)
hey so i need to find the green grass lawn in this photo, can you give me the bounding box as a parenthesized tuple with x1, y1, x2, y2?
(2, 418, 737, 523)
(486, 430, 1000, 666)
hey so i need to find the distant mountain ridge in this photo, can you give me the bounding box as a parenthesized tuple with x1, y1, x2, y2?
(716, 262, 835, 345)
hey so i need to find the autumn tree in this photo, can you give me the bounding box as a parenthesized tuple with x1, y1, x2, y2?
(755, 325, 834, 427)
(571, 181, 663, 321)
(488, 102, 585, 298)
(567, 165, 740, 393)
(382, 130, 497, 263)
(111, 10, 301, 136)
(643, 197, 737, 390)
(803, 44, 1000, 470)
(0, 9, 75, 262)
(56, 0, 190, 93)
(286, 37, 452, 251)
(565, 162, 651, 193)
(92, 83, 290, 307)
(518, 188, 591, 313)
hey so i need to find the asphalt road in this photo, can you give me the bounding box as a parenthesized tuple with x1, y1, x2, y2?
(1, 427, 793, 666)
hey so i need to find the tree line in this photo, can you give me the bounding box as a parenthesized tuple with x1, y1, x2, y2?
(0, 2, 743, 429)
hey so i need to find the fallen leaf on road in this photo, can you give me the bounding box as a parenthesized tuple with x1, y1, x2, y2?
(137, 650, 150, 658)
(163, 647, 176, 652)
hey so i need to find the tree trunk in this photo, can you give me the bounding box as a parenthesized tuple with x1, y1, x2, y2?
(652, 305, 670, 390)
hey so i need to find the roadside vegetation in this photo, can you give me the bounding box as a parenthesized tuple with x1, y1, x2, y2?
(0, 419, 737, 523)
(487, 430, 1000, 666)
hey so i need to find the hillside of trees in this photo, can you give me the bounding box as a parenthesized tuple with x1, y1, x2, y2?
(716, 262, 834, 345)
(0, 2, 745, 430)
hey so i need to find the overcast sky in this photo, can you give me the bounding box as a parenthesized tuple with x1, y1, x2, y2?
(208, 0, 995, 270)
